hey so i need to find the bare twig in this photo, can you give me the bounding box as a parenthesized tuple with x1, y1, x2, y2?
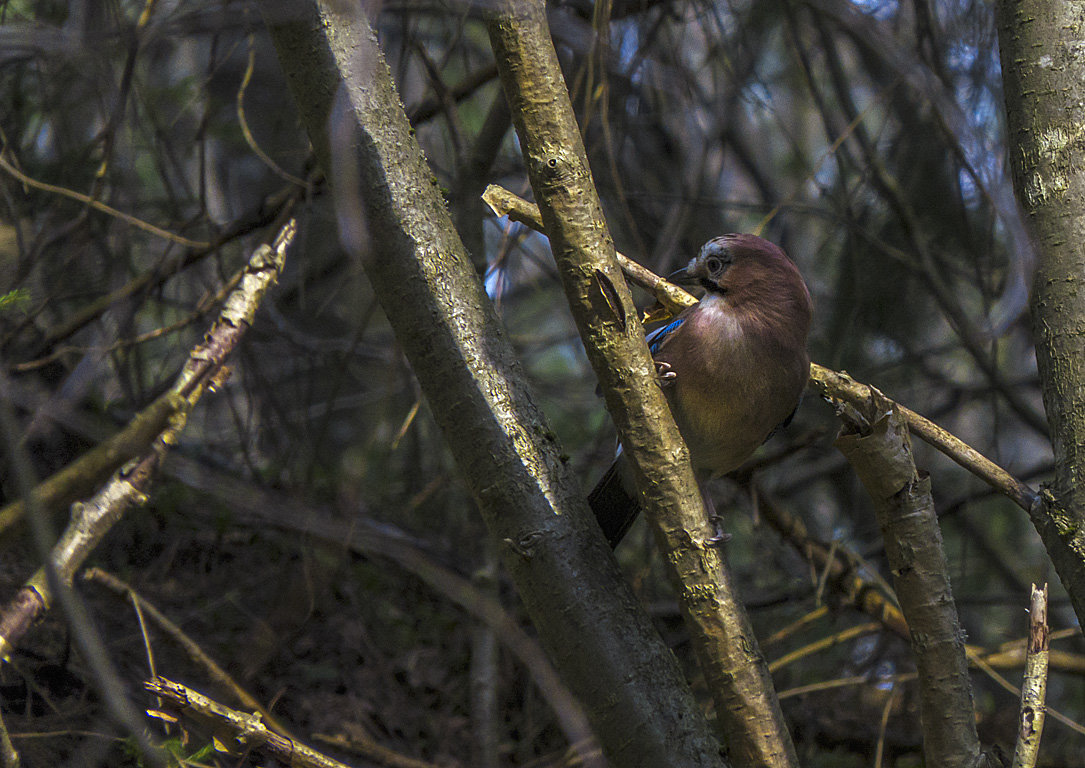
(807, 367, 1039, 512)
(1011, 584, 1049, 768)
(0, 220, 295, 658)
(145, 677, 351, 768)
(483, 184, 691, 317)
(237, 36, 312, 189)
(0, 149, 209, 249)
(483, 184, 1041, 514)
(0, 393, 181, 539)
(767, 622, 881, 674)
(84, 568, 294, 740)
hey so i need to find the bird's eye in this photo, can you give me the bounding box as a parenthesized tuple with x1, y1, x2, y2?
(705, 256, 724, 275)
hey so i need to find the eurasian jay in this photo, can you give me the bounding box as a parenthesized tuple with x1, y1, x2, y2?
(589, 234, 813, 546)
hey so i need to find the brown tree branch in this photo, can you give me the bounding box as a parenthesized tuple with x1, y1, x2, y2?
(484, 184, 1042, 515)
(145, 677, 352, 768)
(84, 567, 295, 741)
(834, 393, 980, 767)
(997, 0, 1085, 632)
(1011, 584, 1049, 768)
(259, 3, 724, 766)
(486, 4, 796, 764)
(0, 220, 295, 658)
(0, 392, 181, 540)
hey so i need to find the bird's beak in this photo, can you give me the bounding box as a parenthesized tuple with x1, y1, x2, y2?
(666, 265, 697, 286)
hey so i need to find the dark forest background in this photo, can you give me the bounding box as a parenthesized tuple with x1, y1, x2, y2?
(0, 0, 1079, 765)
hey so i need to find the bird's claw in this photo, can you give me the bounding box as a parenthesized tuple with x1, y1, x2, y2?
(655, 361, 677, 387)
(705, 511, 729, 547)
(705, 532, 732, 547)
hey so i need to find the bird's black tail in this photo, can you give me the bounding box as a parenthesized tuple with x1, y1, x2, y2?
(587, 461, 641, 548)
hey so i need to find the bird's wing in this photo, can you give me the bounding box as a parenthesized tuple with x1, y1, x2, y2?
(646, 314, 688, 355)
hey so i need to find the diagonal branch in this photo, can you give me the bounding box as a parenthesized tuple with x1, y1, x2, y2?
(834, 394, 980, 767)
(0, 220, 296, 658)
(485, 184, 1041, 515)
(259, 3, 726, 766)
(486, 4, 797, 764)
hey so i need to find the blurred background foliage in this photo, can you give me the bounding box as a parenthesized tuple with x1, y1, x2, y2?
(0, 0, 1080, 765)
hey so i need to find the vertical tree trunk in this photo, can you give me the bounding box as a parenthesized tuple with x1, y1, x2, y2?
(997, 0, 1085, 627)
(486, 2, 798, 764)
(258, 3, 727, 766)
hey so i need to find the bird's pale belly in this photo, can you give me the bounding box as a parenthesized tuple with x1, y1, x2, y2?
(668, 373, 799, 477)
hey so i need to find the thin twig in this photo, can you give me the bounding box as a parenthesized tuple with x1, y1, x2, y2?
(0, 220, 296, 658)
(146, 678, 351, 768)
(0, 150, 209, 249)
(1011, 584, 1049, 768)
(483, 184, 1041, 514)
(84, 568, 294, 740)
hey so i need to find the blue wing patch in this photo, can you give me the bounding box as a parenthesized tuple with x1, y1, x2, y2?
(646, 315, 687, 354)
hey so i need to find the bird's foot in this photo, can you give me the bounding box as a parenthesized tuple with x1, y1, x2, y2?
(655, 361, 677, 387)
(705, 532, 732, 547)
(705, 510, 729, 547)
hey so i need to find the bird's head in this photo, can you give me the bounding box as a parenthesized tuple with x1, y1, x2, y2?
(672, 233, 812, 339)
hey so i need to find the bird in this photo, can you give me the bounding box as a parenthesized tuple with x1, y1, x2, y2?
(589, 233, 813, 546)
